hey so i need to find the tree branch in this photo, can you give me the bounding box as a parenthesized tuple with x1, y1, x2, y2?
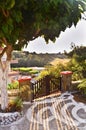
(6, 45, 13, 60)
(2, 37, 8, 46)
(0, 47, 7, 59)
(35, 28, 40, 36)
(2, 9, 9, 17)
(0, 39, 3, 44)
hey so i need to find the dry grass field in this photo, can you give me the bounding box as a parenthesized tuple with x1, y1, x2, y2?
(50, 58, 70, 66)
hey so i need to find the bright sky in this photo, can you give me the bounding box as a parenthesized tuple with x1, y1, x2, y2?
(23, 18, 86, 53)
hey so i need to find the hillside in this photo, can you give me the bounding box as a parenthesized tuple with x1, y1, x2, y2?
(11, 51, 68, 67)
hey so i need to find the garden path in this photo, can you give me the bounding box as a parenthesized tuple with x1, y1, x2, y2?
(0, 92, 86, 130)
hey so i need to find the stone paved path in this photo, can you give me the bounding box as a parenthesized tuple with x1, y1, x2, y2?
(0, 92, 86, 130)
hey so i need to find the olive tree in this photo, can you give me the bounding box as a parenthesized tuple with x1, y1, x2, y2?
(0, 0, 86, 110)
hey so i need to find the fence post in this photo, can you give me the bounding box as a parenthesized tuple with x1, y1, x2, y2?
(59, 76, 62, 91)
(18, 76, 32, 101)
(60, 71, 72, 92)
(30, 82, 34, 101)
(45, 75, 50, 95)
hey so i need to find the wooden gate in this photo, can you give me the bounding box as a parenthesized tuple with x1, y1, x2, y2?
(31, 75, 61, 100)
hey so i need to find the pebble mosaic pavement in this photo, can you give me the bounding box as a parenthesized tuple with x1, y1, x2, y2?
(0, 92, 86, 130)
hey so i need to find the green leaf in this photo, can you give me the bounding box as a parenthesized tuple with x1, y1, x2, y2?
(5, 0, 15, 10)
(50, 0, 63, 5)
(12, 10, 22, 23)
(2, 24, 9, 34)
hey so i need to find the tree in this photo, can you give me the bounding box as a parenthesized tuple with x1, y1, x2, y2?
(0, 0, 86, 110)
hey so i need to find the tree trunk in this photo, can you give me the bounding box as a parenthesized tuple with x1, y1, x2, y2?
(0, 61, 10, 110)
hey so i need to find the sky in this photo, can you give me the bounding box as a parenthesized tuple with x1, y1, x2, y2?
(23, 18, 86, 53)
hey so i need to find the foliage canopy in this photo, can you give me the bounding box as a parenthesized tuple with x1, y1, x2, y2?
(0, 0, 86, 53)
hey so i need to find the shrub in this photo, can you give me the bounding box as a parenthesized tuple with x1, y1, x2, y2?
(77, 79, 86, 95)
(19, 85, 32, 101)
(5, 97, 23, 112)
(72, 72, 83, 81)
(37, 70, 49, 79)
(38, 64, 66, 79)
(19, 67, 32, 72)
(29, 70, 39, 74)
(66, 58, 84, 81)
(7, 80, 19, 90)
(12, 68, 19, 71)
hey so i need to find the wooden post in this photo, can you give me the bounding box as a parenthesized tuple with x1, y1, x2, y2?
(45, 75, 50, 95)
(30, 82, 34, 101)
(60, 71, 72, 92)
(18, 76, 32, 101)
(59, 76, 62, 91)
